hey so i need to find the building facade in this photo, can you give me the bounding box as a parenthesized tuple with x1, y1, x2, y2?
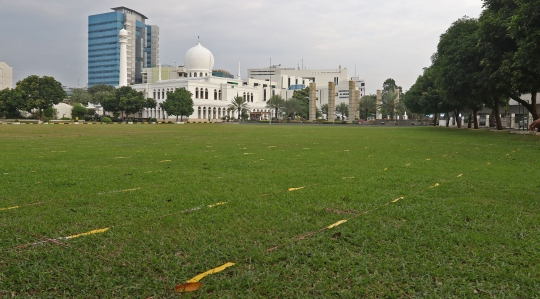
(88, 7, 159, 87)
(0, 61, 13, 90)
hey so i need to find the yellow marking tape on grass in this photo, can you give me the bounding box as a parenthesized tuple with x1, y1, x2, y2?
(288, 187, 305, 191)
(160, 160, 172, 162)
(66, 228, 109, 239)
(0, 206, 19, 211)
(207, 202, 227, 208)
(327, 220, 347, 229)
(186, 262, 236, 283)
(392, 197, 404, 203)
(457, 174, 463, 177)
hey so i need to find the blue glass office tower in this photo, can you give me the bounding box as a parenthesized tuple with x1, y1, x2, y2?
(88, 7, 159, 87)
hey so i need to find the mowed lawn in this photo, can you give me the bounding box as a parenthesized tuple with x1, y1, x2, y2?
(1, 124, 539, 298)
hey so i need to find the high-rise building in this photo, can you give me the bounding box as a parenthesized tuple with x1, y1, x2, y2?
(88, 7, 159, 87)
(0, 61, 13, 90)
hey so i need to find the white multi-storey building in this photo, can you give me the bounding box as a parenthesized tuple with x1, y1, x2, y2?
(0, 61, 13, 90)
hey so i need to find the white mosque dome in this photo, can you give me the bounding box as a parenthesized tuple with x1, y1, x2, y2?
(119, 28, 128, 36)
(184, 42, 215, 74)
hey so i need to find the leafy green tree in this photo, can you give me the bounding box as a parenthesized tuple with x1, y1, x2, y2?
(403, 65, 444, 124)
(382, 78, 403, 97)
(265, 94, 285, 120)
(146, 98, 157, 109)
(103, 86, 145, 119)
(43, 106, 57, 119)
(280, 98, 304, 119)
(479, 0, 539, 122)
(88, 84, 115, 115)
(290, 87, 311, 118)
(335, 102, 349, 120)
(160, 88, 194, 121)
(0, 88, 26, 118)
(70, 88, 91, 105)
(71, 103, 87, 120)
(434, 17, 485, 128)
(506, 0, 540, 121)
(88, 84, 116, 95)
(228, 96, 249, 121)
(15, 75, 66, 120)
(358, 95, 377, 119)
(101, 93, 121, 117)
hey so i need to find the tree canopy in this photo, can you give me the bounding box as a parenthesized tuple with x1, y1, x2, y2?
(160, 88, 194, 121)
(15, 75, 66, 120)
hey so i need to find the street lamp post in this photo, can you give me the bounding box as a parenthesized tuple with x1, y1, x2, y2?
(269, 59, 281, 124)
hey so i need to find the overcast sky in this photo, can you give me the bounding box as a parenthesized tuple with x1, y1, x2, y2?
(0, 0, 484, 94)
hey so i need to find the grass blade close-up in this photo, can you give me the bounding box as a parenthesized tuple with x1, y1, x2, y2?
(1, 124, 539, 298)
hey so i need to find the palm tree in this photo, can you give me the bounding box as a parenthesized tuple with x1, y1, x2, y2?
(320, 103, 329, 120)
(266, 95, 285, 120)
(280, 98, 304, 120)
(379, 91, 403, 120)
(228, 96, 249, 121)
(358, 95, 377, 119)
(335, 102, 349, 120)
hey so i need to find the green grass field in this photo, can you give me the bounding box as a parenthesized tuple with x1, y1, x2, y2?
(1, 124, 539, 298)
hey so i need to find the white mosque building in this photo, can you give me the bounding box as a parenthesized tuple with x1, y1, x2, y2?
(127, 36, 364, 121)
(131, 41, 277, 121)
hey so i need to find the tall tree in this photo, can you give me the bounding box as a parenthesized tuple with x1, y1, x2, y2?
(358, 95, 377, 120)
(0, 88, 26, 118)
(160, 88, 194, 121)
(290, 87, 310, 118)
(228, 96, 249, 121)
(88, 84, 116, 95)
(382, 78, 403, 97)
(15, 75, 66, 120)
(403, 65, 444, 125)
(280, 98, 304, 119)
(435, 16, 484, 128)
(480, 0, 540, 122)
(70, 88, 91, 105)
(117, 86, 147, 118)
(265, 94, 285, 120)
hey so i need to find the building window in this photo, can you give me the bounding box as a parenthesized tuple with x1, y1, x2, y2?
(219, 90, 222, 100)
(157, 89, 161, 100)
(194, 73, 197, 77)
(196, 88, 199, 98)
(205, 88, 208, 99)
(214, 89, 217, 100)
(251, 93, 254, 102)
(200, 72, 203, 77)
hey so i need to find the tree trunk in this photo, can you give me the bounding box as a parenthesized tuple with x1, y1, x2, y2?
(468, 114, 472, 128)
(454, 110, 461, 128)
(509, 91, 539, 121)
(446, 112, 450, 127)
(473, 109, 479, 129)
(494, 100, 503, 130)
(176, 115, 179, 122)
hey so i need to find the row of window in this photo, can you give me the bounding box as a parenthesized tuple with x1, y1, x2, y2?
(189, 72, 209, 78)
(194, 87, 222, 100)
